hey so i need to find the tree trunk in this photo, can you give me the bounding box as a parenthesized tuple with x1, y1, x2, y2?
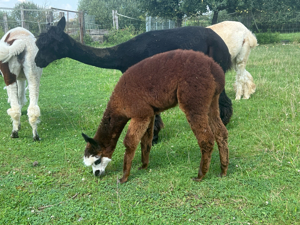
(212, 10, 219, 25)
(176, 15, 183, 27)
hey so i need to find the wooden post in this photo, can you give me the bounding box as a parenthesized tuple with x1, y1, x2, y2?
(46, 11, 53, 30)
(79, 11, 85, 44)
(59, 12, 65, 19)
(112, 10, 115, 29)
(112, 10, 118, 30)
(67, 11, 69, 33)
(21, 6, 25, 28)
(38, 21, 41, 34)
(3, 13, 8, 33)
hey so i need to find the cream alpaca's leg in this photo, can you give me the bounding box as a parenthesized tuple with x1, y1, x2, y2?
(242, 70, 256, 99)
(235, 40, 254, 100)
(25, 67, 42, 141)
(6, 82, 21, 138)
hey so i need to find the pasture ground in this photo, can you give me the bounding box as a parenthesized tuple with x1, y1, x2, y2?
(0, 42, 300, 224)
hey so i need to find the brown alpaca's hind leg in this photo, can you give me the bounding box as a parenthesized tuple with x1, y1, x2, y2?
(208, 96, 229, 177)
(184, 112, 215, 181)
(120, 117, 152, 183)
(139, 116, 155, 170)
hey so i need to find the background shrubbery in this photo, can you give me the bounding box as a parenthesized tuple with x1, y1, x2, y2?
(255, 31, 280, 44)
(103, 25, 143, 45)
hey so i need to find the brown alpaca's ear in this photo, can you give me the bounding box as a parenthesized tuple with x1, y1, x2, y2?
(82, 133, 98, 146)
(57, 16, 66, 30)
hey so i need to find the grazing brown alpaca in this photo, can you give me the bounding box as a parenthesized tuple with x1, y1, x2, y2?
(82, 50, 229, 183)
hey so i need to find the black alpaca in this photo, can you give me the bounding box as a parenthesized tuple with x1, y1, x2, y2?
(35, 17, 233, 144)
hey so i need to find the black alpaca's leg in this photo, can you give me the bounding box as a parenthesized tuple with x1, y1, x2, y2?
(152, 114, 164, 145)
(218, 89, 233, 126)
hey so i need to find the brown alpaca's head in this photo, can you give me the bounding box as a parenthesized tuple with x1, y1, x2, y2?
(82, 133, 112, 177)
(35, 16, 70, 68)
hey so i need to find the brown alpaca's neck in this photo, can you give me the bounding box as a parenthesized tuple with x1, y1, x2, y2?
(67, 35, 123, 71)
(93, 105, 128, 157)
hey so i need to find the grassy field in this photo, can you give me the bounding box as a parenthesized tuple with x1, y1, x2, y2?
(0, 42, 300, 224)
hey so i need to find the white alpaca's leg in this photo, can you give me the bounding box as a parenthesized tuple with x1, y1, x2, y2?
(6, 82, 21, 138)
(235, 40, 255, 100)
(24, 66, 42, 141)
(17, 78, 27, 107)
(242, 70, 256, 99)
(233, 60, 244, 100)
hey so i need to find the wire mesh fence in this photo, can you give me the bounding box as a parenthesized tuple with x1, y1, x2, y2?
(1, 6, 300, 45)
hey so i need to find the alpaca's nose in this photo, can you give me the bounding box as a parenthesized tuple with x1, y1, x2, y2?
(94, 170, 100, 176)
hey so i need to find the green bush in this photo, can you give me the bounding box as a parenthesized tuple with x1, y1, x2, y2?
(70, 32, 94, 45)
(103, 25, 143, 45)
(255, 31, 280, 44)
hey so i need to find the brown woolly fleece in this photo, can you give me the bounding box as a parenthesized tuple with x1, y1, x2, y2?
(83, 49, 229, 183)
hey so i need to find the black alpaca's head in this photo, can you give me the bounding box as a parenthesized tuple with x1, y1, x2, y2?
(35, 17, 70, 68)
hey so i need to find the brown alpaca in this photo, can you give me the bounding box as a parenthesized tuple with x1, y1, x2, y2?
(82, 50, 229, 183)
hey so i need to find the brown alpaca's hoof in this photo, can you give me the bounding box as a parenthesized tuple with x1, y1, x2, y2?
(138, 165, 148, 170)
(118, 178, 127, 184)
(11, 131, 19, 138)
(220, 172, 227, 178)
(192, 177, 203, 182)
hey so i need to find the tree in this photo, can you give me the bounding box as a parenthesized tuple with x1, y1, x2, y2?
(202, 0, 239, 24)
(12, 2, 45, 36)
(78, 0, 143, 29)
(140, 0, 207, 27)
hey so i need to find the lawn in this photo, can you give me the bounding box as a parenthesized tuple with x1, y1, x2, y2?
(0, 42, 300, 224)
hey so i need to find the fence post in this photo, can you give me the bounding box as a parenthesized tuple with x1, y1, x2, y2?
(67, 11, 69, 33)
(79, 11, 85, 44)
(146, 16, 151, 32)
(46, 10, 53, 30)
(112, 10, 118, 30)
(21, 6, 25, 28)
(59, 12, 65, 19)
(38, 21, 41, 34)
(3, 13, 8, 33)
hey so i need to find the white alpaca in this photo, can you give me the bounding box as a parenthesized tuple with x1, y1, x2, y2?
(0, 27, 42, 140)
(208, 21, 258, 100)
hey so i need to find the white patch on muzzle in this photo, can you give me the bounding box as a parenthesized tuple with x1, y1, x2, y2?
(83, 156, 111, 176)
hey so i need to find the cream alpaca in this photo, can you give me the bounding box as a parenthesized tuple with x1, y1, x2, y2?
(208, 21, 258, 100)
(0, 27, 42, 140)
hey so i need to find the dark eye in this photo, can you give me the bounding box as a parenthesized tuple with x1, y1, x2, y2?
(94, 157, 102, 165)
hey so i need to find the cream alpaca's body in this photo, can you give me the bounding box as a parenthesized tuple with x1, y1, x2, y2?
(0, 27, 42, 140)
(208, 21, 258, 100)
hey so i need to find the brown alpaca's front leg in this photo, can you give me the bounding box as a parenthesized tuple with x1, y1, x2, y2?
(119, 117, 152, 183)
(139, 116, 155, 170)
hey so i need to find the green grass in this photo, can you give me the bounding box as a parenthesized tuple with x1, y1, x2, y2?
(279, 32, 300, 43)
(1, 43, 300, 224)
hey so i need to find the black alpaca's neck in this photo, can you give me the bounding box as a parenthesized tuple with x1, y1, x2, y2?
(66, 35, 124, 71)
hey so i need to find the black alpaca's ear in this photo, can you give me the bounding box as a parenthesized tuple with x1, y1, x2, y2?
(82, 133, 98, 146)
(57, 16, 66, 30)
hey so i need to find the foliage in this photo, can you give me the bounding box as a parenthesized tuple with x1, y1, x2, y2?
(103, 25, 143, 45)
(69, 32, 94, 45)
(139, 0, 207, 27)
(0, 11, 18, 33)
(0, 28, 4, 39)
(12, 2, 45, 36)
(0, 43, 300, 223)
(78, 0, 144, 30)
(255, 31, 280, 44)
